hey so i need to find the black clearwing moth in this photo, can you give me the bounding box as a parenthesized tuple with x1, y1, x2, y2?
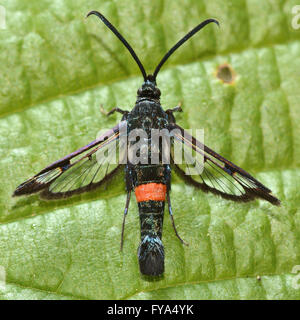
(13, 11, 280, 276)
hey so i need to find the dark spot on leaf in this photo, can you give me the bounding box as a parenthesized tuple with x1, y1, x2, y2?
(217, 64, 235, 84)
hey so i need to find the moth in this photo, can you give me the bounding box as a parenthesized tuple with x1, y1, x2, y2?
(13, 11, 280, 276)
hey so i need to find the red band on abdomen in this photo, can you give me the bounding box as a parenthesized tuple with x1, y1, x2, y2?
(135, 183, 167, 202)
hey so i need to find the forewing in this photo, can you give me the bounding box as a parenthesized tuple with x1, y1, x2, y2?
(13, 122, 126, 199)
(170, 124, 280, 205)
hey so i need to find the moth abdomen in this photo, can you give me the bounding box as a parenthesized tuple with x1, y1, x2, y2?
(137, 195, 166, 276)
(138, 234, 164, 276)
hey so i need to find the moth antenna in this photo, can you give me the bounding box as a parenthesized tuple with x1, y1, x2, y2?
(87, 10, 147, 81)
(153, 18, 219, 80)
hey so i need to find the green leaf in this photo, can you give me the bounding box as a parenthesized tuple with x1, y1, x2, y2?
(0, 0, 300, 300)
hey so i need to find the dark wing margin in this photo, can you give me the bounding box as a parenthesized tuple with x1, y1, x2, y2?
(13, 121, 126, 199)
(170, 123, 280, 206)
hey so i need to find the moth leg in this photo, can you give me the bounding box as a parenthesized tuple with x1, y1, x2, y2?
(166, 102, 183, 114)
(99, 104, 107, 115)
(106, 107, 129, 117)
(166, 103, 183, 123)
(167, 191, 188, 246)
(120, 191, 131, 251)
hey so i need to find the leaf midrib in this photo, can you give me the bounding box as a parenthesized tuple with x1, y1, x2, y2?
(0, 37, 298, 120)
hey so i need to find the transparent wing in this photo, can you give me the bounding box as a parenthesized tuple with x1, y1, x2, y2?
(170, 124, 280, 205)
(13, 122, 127, 199)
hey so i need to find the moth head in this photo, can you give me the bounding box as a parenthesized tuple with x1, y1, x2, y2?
(137, 75, 161, 99)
